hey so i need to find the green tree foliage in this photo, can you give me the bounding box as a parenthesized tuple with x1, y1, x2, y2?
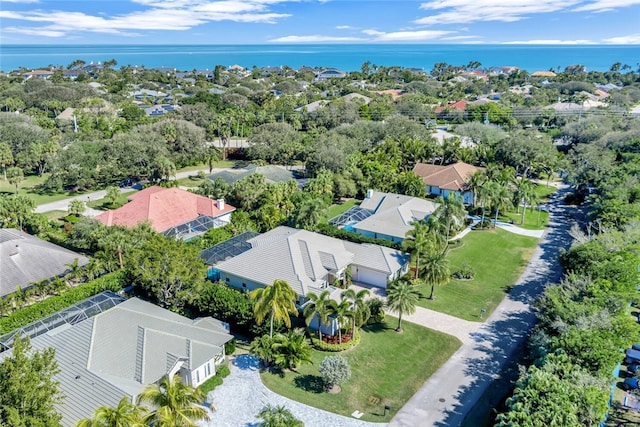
(189, 281, 255, 334)
(496, 354, 608, 427)
(68, 199, 86, 217)
(303, 290, 333, 341)
(0, 336, 62, 426)
(125, 234, 208, 309)
(256, 404, 304, 427)
(250, 334, 276, 367)
(136, 374, 209, 427)
(77, 397, 145, 427)
(385, 277, 420, 332)
(6, 166, 23, 193)
(0, 194, 37, 230)
(250, 280, 298, 338)
(319, 355, 351, 389)
(272, 328, 313, 371)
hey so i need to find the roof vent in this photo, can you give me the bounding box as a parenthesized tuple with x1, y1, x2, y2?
(366, 189, 374, 199)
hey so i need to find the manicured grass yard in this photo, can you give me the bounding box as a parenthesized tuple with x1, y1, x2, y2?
(86, 191, 137, 211)
(499, 208, 550, 230)
(416, 228, 538, 321)
(260, 317, 461, 423)
(324, 198, 360, 222)
(0, 174, 86, 205)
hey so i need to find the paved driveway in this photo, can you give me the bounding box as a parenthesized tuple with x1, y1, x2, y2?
(201, 355, 385, 427)
(390, 185, 581, 426)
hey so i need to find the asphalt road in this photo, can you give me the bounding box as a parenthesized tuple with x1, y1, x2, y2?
(390, 185, 583, 427)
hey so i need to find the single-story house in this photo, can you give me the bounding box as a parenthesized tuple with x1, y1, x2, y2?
(434, 100, 468, 114)
(211, 226, 409, 298)
(0, 228, 89, 298)
(413, 161, 484, 205)
(95, 186, 235, 240)
(208, 164, 298, 186)
(329, 191, 440, 243)
(315, 69, 347, 80)
(0, 292, 232, 427)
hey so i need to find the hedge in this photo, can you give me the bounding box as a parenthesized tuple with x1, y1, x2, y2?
(315, 223, 402, 250)
(0, 271, 125, 335)
(199, 364, 231, 394)
(310, 328, 361, 352)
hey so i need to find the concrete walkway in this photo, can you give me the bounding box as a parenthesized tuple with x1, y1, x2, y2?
(389, 185, 581, 426)
(200, 355, 385, 427)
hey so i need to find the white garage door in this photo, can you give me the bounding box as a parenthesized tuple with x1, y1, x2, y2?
(355, 267, 388, 288)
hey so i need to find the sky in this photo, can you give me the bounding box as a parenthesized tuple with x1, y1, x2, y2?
(1, 0, 639, 45)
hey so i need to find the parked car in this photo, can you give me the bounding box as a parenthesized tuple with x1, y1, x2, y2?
(626, 348, 640, 364)
(628, 364, 640, 376)
(633, 343, 640, 351)
(624, 377, 640, 390)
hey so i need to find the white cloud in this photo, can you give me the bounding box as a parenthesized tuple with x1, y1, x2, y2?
(2, 26, 65, 37)
(2, 0, 39, 3)
(416, 0, 581, 25)
(362, 29, 453, 41)
(502, 39, 596, 44)
(603, 33, 640, 43)
(336, 25, 355, 29)
(441, 35, 481, 41)
(0, 0, 293, 37)
(270, 34, 364, 42)
(573, 0, 640, 12)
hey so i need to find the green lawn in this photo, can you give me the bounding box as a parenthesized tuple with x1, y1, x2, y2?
(0, 174, 97, 205)
(499, 208, 550, 230)
(261, 317, 461, 423)
(416, 228, 538, 321)
(176, 160, 237, 173)
(175, 175, 206, 188)
(86, 191, 137, 211)
(324, 199, 360, 222)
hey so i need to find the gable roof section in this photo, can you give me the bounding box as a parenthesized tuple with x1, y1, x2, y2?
(214, 226, 408, 296)
(0, 228, 88, 297)
(413, 162, 484, 192)
(95, 186, 234, 233)
(355, 191, 440, 240)
(434, 100, 468, 113)
(3, 297, 233, 426)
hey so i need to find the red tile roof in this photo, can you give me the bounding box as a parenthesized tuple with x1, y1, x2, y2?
(434, 100, 468, 113)
(95, 186, 235, 232)
(413, 162, 484, 192)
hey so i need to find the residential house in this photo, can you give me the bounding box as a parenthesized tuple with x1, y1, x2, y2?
(413, 161, 485, 205)
(329, 191, 440, 243)
(0, 292, 232, 427)
(211, 226, 409, 296)
(531, 71, 557, 78)
(0, 228, 89, 298)
(208, 164, 299, 186)
(434, 100, 468, 114)
(315, 69, 347, 80)
(95, 186, 235, 240)
(22, 69, 54, 80)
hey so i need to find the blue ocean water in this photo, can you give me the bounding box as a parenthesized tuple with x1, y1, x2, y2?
(1, 44, 639, 73)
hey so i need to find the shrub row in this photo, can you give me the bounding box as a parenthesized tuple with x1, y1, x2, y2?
(310, 329, 361, 352)
(0, 271, 125, 335)
(315, 223, 401, 250)
(199, 364, 231, 395)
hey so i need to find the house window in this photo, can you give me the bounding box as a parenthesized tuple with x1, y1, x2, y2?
(205, 363, 211, 377)
(225, 278, 229, 282)
(195, 369, 200, 384)
(242, 283, 247, 288)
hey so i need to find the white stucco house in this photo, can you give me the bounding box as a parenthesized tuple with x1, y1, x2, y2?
(330, 191, 440, 243)
(211, 226, 409, 300)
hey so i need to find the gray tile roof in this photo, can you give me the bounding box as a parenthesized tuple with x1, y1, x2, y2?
(215, 226, 408, 296)
(0, 228, 89, 297)
(0, 297, 232, 426)
(355, 192, 440, 240)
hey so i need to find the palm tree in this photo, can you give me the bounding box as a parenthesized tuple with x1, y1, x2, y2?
(303, 290, 333, 341)
(466, 170, 486, 208)
(256, 404, 303, 427)
(6, 166, 24, 194)
(136, 374, 209, 427)
(515, 178, 536, 224)
(341, 288, 370, 331)
(328, 299, 354, 344)
(105, 186, 120, 208)
(490, 183, 514, 227)
(249, 334, 275, 367)
(272, 328, 313, 371)
(423, 248, 451, 300)
(431, 193, 466, 244)
(250, 279, 298, 338)
(385, 278, 420, 332)
(403, 220, 431, 280)
(77, 397, 145, 427)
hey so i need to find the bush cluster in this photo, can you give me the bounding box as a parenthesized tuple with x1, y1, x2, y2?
(310, 329, 361, 352)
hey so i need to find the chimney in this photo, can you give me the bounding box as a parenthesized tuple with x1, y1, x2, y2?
(216, 199, 225, 210)
(366, 189, 374, 199)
